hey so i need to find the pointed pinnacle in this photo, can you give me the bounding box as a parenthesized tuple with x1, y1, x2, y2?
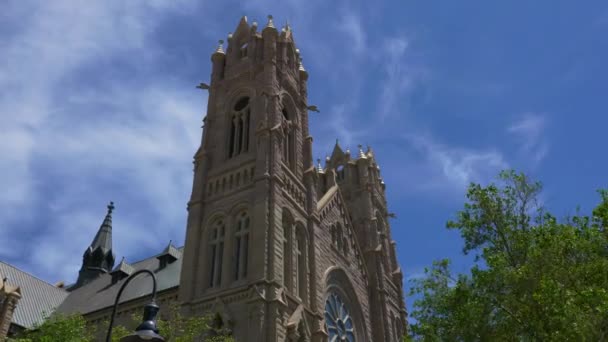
(266, 14, 275, 28)
(214, 40, 225, 54)
(358, 144, 367, 158)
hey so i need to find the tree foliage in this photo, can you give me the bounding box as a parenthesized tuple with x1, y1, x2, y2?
(409, 170, 608, 341)
(9, 313, 93, 342)
(10, 304, 234, 342)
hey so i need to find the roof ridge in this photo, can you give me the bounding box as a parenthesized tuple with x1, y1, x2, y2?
(0, 260, 68, 293)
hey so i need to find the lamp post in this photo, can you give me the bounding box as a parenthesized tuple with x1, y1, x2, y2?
(106, 269, 165, 342)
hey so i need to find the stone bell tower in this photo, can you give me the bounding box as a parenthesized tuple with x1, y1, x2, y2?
(179, 15, 319, 341)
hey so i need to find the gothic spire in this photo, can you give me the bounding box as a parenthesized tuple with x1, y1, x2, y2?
(265, 14, 275, 29)
(317, 158, 324, 173)
(90, 202, 114, 253)
(71, 202, 116, 290)
(358, 144, 367, 159)
(214, 40, 225, 55)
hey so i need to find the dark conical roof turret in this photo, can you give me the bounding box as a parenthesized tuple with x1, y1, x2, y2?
(71, 202, 117, 291)
(91, 202, 114, 253)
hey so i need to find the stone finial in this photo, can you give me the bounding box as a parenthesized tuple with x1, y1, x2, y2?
(317, 158, 324, 172)
(358, 144, 367, 159)
(266, 15, 275, 28)
(214, 40, 225, 54)
(298, 56, 306, 72)
(107, 201, 115, 214)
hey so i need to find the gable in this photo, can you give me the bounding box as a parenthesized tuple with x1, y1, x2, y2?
(317, 186, 368, 284)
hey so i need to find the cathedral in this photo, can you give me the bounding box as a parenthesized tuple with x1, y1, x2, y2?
(2, 15, 407, 342)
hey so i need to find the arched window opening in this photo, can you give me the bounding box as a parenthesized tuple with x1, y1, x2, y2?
(296, 224, 307, 301)
(376, 213, 392, 272)
(208, 219, 225, 288)
(391, 312, 398, 341)
(282, 211, 293, 291)
(234, 212, 250, 281)
(343, 236, 349, 255)
(325, 293, 356, 341)
(228, 97, 250, 158)
(282, 108, 295, 170)
(234, 97, 249, 111)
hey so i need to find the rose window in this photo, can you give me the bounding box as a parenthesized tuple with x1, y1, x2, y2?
(325, 293, 355, 341)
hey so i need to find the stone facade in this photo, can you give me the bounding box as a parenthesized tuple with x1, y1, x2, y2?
(0, 276, 21, 340)
(55, 14, 407, 342)
(177, 15, 407, 342)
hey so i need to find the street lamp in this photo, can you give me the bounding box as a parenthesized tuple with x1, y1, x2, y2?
(106, 269, 165, 342)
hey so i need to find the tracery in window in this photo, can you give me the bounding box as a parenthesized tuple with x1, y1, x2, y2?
(325, 293, 356, 342)
(208, 219, 225, 288)
(228, 97, 250, 158)
(233, 212, 249, 281)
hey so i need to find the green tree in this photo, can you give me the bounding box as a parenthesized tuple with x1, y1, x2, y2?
(11, 304, 235, 342)
(409, 170, 608, 341)
(9, 313, 94, 342)
(111, 303, 234, 342)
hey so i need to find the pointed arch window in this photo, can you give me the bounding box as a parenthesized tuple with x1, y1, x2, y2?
(228, 97, 250, 158)
(282, 108, 295, 170)
(336, 222, 343, 252)
(282, 210, 294, 292)
(208, 219, 225, 288)
(233, 212, 250, 281)
(376, 213, 392, 272)
(296, 223, 307, 302)
(325, 293, 356, 341)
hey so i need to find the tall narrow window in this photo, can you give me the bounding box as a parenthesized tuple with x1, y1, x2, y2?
(281, 108, 295, 170)
(208, 219, 225, 288)
(282, 210, 293, 291)
(336, 223, 343, 252)
(296, 224, 307, 301)
(228, 97, 250, 158)
(234, 212, 250, 281)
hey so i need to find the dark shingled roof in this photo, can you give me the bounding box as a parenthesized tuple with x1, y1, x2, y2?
(0, 261, 69, 329)
(57, 247, 183, 315)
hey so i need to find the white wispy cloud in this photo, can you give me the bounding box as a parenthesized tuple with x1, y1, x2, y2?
(0, 0, 201, 282)
(377, 36, 419, 121)
(336, 12, 366, 54)
(401, 132, 509, 192)
(507, 113, 549, 166)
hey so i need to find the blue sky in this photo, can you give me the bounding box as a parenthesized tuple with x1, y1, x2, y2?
(1, 0, 607, 312)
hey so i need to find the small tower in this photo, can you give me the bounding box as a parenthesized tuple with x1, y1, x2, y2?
(72, 202, 116, 290)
